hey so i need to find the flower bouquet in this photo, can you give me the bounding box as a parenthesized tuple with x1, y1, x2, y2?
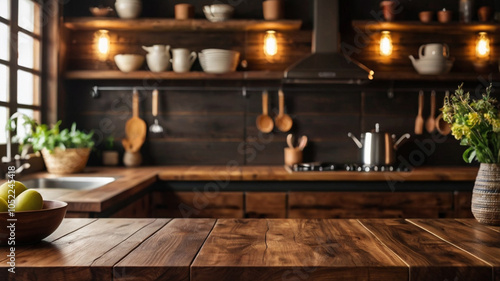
(442, 83, 500, 225)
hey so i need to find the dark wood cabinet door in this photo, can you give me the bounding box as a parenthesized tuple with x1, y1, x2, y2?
(152, 191, 244, 218)
(245, 192, 287, 218)
(288, 191, 454, 219)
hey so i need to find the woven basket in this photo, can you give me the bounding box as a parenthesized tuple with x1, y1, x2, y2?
(472, 163, 500, 225)
(41, 147, 91, 174)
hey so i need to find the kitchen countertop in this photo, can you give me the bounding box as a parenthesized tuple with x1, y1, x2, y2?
(12, 165, 478, 213)
(0, 218, 498, 281)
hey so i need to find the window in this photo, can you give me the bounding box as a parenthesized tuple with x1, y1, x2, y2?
(0, 0, 42, 144)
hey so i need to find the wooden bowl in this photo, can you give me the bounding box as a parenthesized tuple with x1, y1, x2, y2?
(0, 200, 68, 245)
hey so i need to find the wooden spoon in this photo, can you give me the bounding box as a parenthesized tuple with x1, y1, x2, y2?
(436, 113, 451, 135)
(125, 89, 147, 151)
(297, 135, 308, 151)
(275, 89, 293, 132)
(414, 90, 424, 135)
(425, 90, 436, 133)
(256, 90, 274, 133)
(286, 133, 295, 149)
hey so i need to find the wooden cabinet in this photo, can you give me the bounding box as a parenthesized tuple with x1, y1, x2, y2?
(109, 193, 151, 218)
(152, 191, 244, 218)
(149, 189, 472, 219)
(454, 191, 474, 218)
(245, 192, 287, 218)
(288, 191, 455, 219)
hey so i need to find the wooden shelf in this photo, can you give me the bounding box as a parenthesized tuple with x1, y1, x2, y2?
(352, 20, 500, 33)
(64, 70, 285, 80)
(64, 18, 303, 31)
(373, 71, 500, 81)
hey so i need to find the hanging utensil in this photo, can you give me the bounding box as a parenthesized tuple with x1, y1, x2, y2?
(149, 89, 164, 134)
(425, 90, 436, 133)
(256, 90, 274, 133)
(436, 91, 451, 135)
(414, 90, 424, 135)
(275, 89, 293, 132)
(125, 88, 147, 152)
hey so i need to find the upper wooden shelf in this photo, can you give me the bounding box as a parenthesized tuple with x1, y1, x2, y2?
(373, 71, 500, 81)
(352, 20, 500, 33)
(64, 70, 285, 80)
(63, 18, 303, 32)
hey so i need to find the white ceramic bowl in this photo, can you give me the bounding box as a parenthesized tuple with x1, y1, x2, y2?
(115, 1, 142, 19)
(114, 54, 144, 72)
(203, 4, 234, 22)
(199, 49, 240, 73)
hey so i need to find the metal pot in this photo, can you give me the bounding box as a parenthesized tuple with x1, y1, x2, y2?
(348, 123, 410, 166)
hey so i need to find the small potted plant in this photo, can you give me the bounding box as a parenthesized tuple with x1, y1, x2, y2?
(442, 83, 500, 225)
(102, 136, 119, 166)
(9, 115, 94, 174)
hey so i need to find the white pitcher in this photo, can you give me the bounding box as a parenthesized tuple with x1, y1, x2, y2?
(142, 44, 171, 72)
(171, 48, 197, 73)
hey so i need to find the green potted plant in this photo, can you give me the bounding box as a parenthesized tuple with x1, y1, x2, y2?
(8, 115, 94, 174)
(442, 83, 500, 225)
(102, 136, 119, 166)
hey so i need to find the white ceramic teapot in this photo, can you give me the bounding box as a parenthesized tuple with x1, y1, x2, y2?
(142, 44, 171, 72)
(418, 43, 449, 61)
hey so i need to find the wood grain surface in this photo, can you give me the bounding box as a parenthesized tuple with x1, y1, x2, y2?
(0, 218, 498, 280)
(115, 219, 215, 281)
(359, 219, 492, 281)
(191, 219, 407, 281)
(409, 219, 500, 281)
(0, 219, 168, 281)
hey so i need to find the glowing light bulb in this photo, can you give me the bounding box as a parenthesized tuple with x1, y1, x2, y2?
(379, 31, 393, 56)
(95, 30, 110, 57)
(476, 32, 490, 59)
(263, 30, 278, 57)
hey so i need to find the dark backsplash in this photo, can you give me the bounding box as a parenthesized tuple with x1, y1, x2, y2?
(64, 80, 473, 167)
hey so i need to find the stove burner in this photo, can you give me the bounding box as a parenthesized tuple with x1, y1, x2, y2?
(291, 162, 410, 172)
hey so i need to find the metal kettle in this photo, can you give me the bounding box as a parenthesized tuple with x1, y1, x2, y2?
(348, 123, 410, 166)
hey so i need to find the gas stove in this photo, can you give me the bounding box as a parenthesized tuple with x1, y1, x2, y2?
(290, 162, 410, 172)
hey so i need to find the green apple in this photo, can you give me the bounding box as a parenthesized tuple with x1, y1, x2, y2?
(14, 189, 43, 211)
(0, 180, 27, 202)
(0, 197, 8, 212)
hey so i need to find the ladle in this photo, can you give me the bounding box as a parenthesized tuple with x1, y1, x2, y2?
(275, 89, 292, 132)
(436, 113, 451, 135)
(256, 90, 274, 133)
(149, 89, 164, 134)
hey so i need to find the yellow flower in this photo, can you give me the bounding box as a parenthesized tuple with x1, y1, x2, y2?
(451, 123, 464, 140)
(466, 112, 480, 127)
(484, 113, 500, 132)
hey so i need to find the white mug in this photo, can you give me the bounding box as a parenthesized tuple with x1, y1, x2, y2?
(171, 48, 197, 73)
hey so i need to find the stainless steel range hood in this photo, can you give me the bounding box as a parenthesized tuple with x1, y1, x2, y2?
(283, 0, 374, 84)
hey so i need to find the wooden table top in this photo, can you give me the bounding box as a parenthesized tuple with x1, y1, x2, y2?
(0, 218, 498, 281)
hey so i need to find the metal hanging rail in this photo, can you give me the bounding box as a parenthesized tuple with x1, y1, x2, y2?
(90, 85, 284, 98)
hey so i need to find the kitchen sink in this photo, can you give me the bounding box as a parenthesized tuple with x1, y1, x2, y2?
(22, 177, 117, 191)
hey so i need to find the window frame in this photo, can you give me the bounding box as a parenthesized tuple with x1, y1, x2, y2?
(0, 0, 43, 144)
